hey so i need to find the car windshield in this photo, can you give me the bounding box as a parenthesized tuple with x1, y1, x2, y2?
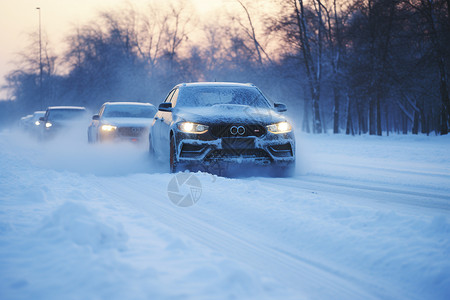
(103, 105, 156, 118)
(32, 112, 45, 121)
(47, 109, 86, 120)
(178, 86, 271, 108)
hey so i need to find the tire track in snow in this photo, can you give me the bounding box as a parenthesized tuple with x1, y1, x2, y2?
(92, 176, 401, 300)
(269, 176, 450, 213)
(318, 161, 450, 179)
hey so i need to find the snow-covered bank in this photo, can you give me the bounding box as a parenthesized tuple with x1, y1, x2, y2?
(0, 129, 449, 299)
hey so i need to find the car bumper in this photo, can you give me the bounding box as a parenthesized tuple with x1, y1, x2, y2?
(99, 128, 149, 143)
(174, 131, 295, 167)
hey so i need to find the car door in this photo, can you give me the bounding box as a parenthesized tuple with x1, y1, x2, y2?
(89, 105, 104, 142)
(153, 90, 175, 157)
(40, 110, 50, 139)
(159, 88, 179, 158)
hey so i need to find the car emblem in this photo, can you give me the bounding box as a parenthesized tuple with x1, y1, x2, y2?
(230, 125, 245, 135)
(131, 127, 138, 133)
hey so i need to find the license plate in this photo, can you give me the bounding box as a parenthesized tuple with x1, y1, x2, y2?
(222, 137, 255, 149)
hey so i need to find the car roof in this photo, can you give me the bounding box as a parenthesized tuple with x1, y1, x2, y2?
(102, 102, 154, 106)
(176, 82, 255, 88)
(47, 106, 86, 110)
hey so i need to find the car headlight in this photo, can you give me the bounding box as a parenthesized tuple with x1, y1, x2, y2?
(101, 124, 117, 131)
(178, 122, 209, 134)
(45, 122, 52, 128)
(35, 121, 40, 126)
(267, 121, 292, 134)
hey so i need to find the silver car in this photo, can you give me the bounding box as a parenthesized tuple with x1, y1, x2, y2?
(88, 102, 156, 144)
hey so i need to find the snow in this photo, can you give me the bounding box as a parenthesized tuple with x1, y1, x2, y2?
(0, 129, 449, 299)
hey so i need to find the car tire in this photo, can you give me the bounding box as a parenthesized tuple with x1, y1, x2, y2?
(170, 136, 179, 173)
(87, 129, 93, 144)
(148, 133, 155, 156)
(271, 163, 295, 177)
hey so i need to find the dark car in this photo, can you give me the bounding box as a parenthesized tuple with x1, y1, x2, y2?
(19, 114, 33, 131)
(149, 82, 295, 176)
(31, 111, 46, 127)
(39, 106, 88, 140)
(88, 102, 157, 143)
(29, 111, 46, 135)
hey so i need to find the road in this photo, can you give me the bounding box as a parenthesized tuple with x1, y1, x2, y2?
(0, 130, 449, 299)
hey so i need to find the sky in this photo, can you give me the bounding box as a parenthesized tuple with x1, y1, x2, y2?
(0, 0, 238, 100)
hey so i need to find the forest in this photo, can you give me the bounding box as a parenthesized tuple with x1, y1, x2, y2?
(0, 0, 449, 135)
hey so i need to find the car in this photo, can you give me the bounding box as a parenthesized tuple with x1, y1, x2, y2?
(31, 111, 46, 126)
(39, 106, 89, 140)
(88, 102, 157, 144)
(29, 111, 46, 134)
(19, 114, 33, 131)
(149, 82, 295, 176)
(19, 111, 45, 134)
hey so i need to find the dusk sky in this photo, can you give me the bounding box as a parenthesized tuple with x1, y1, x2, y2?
(0, 0, 242, 99)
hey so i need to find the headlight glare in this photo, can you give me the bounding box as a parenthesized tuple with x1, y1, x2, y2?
(101, 124, 117, 131)
(35, 121, 40, 126)
(178, 122, 208, 134)
(45, 122, 52, 128)
(267, 121, 292, 134)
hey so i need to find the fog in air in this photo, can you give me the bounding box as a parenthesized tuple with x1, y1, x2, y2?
(0, 0, 449, 300)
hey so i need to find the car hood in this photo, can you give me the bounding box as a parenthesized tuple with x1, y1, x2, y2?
(175, 105, 286, 124)
(48, 119, 89, 126)
(101, 117, 153, 127)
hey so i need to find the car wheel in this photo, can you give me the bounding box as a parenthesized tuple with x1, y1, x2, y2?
(271, 163, 295, 177)
(87, 129, 93, 144)
(170, 136, 178, 173)
(148, 133, 154, 156)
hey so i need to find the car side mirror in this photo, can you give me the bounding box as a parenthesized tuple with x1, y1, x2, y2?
(158, 103, 172, 112)
(39, 117, 45, 121)
(92, 114, 100, 120)
(274, 103, 287, 112)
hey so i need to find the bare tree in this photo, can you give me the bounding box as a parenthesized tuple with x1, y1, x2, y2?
(320, 0, 349, 134)
(235, 0, 273, 65)
(163, 2, 192, 68)
(293, 0, 323, 133)
(403, 0, 450, 134)
(136, 7, 168, 70)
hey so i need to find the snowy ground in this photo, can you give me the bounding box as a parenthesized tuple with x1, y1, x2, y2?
(0, 128, 449, 300)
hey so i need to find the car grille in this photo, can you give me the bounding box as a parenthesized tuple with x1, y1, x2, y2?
(210, 124, 266, 138)
(117, 127, 146, 137)
(268, 143, 293, 157)
(205, 149, 272, 160)
(180, 144, 208, 158)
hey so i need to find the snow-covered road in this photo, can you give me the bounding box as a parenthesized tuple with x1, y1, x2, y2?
(0, 129, 449, 299)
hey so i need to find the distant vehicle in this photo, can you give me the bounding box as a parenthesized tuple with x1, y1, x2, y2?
(88, 102, 157, 143)
(149, 82, 295, 176)
(39, 106, 88, 140)
(19, 114, 33, 130)
(18, 111, 45, 134)
(28, 111, 46, 134)
(31, 111, 46, 126)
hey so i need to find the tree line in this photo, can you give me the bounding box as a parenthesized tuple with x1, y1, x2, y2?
(1, 0, 449, 135)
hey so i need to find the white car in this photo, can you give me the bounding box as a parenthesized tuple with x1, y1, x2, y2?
(39, 106, 89, 140)
(19, 114, 33, 130)
(20, 111, 45, 134)
(29, 111, 46, 133)
(88, 102, 156, 144)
